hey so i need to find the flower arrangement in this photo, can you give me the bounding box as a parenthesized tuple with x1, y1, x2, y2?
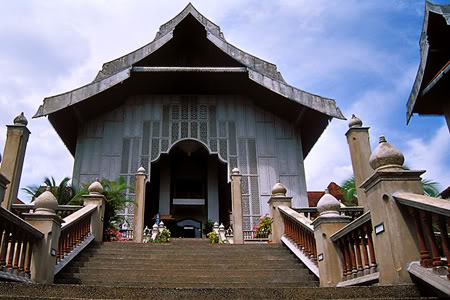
(207, 231, 219, 243)
(105, 226, 121, 242)
(254, 214, 272, 238)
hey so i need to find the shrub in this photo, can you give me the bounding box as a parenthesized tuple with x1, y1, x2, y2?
(207, 232, 219, 243)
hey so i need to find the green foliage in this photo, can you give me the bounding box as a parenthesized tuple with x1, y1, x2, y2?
(22, 176, 74, 205)
(70, 177, 134, 241)
(154, 228, 171, 243)
(207, 231, 219, 243)
(340, 170, 443, 205)
(340, 176, 357, 206)
(422, 179, 440, 198)
(203, 219, 215, 236)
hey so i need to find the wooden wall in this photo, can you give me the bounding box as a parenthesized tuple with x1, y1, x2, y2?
(73, 94, 308, 230)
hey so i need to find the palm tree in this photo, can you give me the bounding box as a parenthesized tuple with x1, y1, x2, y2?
(340, 173, 442, 204)
(22, 176, 75, 204)
(71, 177, 134, 239)
(340, 176, 357, 205)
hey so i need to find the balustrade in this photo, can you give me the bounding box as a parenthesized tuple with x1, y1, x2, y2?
(330, 211, 377, 281)
(394, 192, 450, 280)
(57, 205, 96, 264)
(280, 208, 317, 264)
(295, 207, 364, 221)
(0, 207, 43, 281)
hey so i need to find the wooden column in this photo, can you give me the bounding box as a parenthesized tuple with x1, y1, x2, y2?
(230, 168, 243, 244)
(133, 167, 147, 243)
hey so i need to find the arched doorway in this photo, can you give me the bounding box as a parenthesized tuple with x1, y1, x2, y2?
(144, 139, 231, 238)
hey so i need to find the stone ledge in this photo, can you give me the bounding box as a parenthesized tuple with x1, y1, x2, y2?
(408, 261, 450, 296)
(336, 272, 379, 287)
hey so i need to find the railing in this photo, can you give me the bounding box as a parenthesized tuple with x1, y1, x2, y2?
(244, 230, 269, 241)
(0, 207, 44, 282)
(119, 229, 133, 241)
(295, 206, 364, 221)
(278, 205, 319, 277)
(330, 211, 377, 283)
(393, 192, 450, 280)
(12, 204, 83, 219)
(55, 204, 97, 274)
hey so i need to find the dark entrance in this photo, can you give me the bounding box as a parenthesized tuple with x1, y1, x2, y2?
(145, 140, 231, 238)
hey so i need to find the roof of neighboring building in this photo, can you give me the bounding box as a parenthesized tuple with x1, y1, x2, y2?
(407, 1, 450, 123)
(308, 182, 347, 207)
(440, 185, 450, 199)
(33, 3, 345, 157)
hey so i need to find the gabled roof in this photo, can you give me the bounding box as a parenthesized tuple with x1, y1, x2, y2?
(407, 1, 450, 123)
(34, 3, 345, 156)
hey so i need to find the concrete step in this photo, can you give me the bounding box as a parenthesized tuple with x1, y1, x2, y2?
(63, 262, 306, 272)
(53, 279, 319, 288)
(77, 251, 294, 259)
(56, 272, 317, 283)
(97, 242, 283, 248)
(0, 282, 432, 299)
(80, 248, 290, 256)
(62, 267, 310, 276)
(72, 256, 299, 265)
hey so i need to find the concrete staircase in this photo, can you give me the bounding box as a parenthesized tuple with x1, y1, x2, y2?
(0, 239, 438, 299)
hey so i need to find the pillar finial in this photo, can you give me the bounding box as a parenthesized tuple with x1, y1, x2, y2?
(137, 166, 146, 174)
(317, 190, 340, 217)
(13, 112, 28, 126)
(88, 179, 104, 195)
(348, 114, 362, 128)
(34, 190, 58, 215)
(271, 180, 287, 197)
(369, 135, 404, 170)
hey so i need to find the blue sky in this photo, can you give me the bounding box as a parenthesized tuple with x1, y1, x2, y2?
(0, 1, 449, 202)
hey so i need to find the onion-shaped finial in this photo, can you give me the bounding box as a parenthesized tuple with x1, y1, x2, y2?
(14, 112, 28, 126)
(88, 179, 103, 195)
(271, 179, 287, 197)
(317, 189, 340, 217)
(34, 190, 58, 215)
(369, 136, 404, 170)
(348, 114, 363, 128)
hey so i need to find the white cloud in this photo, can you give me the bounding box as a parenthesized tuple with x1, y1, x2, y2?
(404, 123, 450, 191)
